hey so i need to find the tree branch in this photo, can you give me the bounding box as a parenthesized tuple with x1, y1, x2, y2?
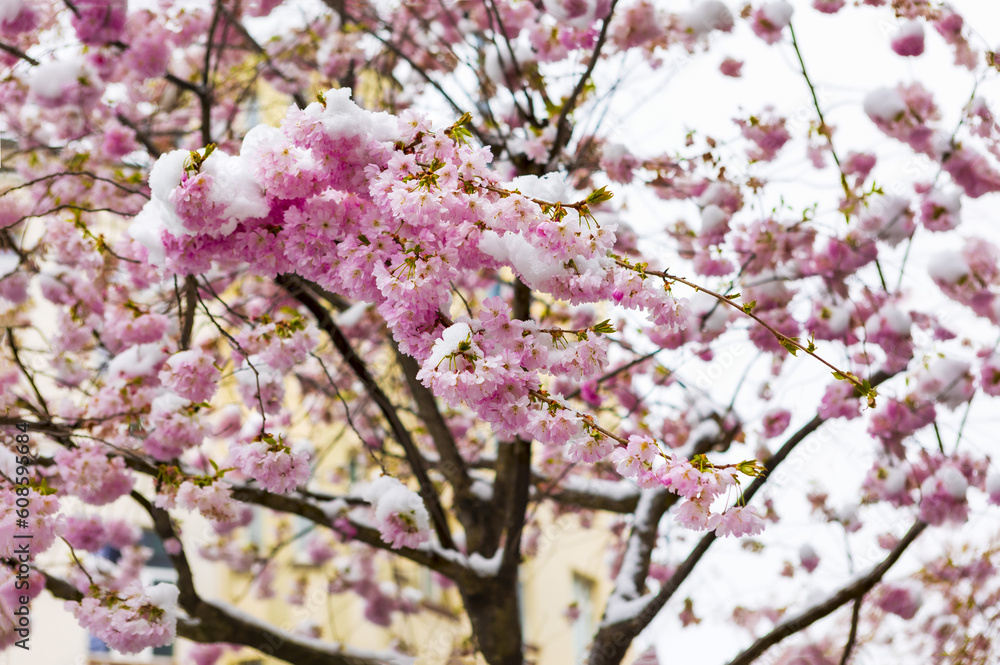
(394, 344, 485, 546)
(179, 275, 199, 351)
(40, 571, 411, 665)
(838, 596, 864, 665)
(275, 274, 456, 551)
(217, 4, 307, 109)
(546, 0, 619, 170)
(130, 490, 202, 612)
(227, 484, 469, 580)
(587, 371, 896, 664)
(726, 521, 926, 665)
(0, 41, 39, 66)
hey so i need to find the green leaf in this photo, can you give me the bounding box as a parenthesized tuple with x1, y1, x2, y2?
(741, 300, 757, 314)
(586, 186, 614, 205)
(591, 319, 616, 335)
(779, 338, 799, 356)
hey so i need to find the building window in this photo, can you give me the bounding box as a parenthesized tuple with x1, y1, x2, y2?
(571, 572, 595, 665)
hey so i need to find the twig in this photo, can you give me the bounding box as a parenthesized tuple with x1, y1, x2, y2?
(838, 596, 864, 665)
(726, 522, 926, 665)
(547, 0, 620, 170)
(0, 41, 39, 66)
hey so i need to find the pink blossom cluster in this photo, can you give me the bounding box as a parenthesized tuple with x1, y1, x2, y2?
(610, 435, 764, 537)
(609, 1, 665, 51)
(761, 408, 791, 439)
(58, 514, 138, 553)
(160, 350, 220, 403)
(861, 463, 913, 507)
(867, 396, 935, 457)
(54, 443, 134, 504)
(71, 0, 127, 45)
(0, 566, 42, 649)
(144, 392, 207, 460)
(750, 1, 793, 45)
(875, 583, 921, 619)
(735, 111, 791, 162)
(362, 476, 431, 549)
(980, 352, 1000, 397)
(933, 8, 977, 69)
(941, 146, 1000, 199)
(890, 20, 924, 57)
(863, 83, 941, 157)
(918, 464, 970, 526)
(233, 320, 320, 374)
(929, 237, 1000, 323)
(812, 0, 844, 14)
(917, 186, 961, 232)
(228, 435, 311, 494)
(130, 90, 693, 450)
(66, 582, 179, 654)
(156, 481, 241, 526)
(0, 487, 60, 559)
(0, 0, 37, 37)
(329, 555, 423, 626)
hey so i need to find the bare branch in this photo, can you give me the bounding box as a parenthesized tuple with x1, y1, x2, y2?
(275, 274, 457, 551)
(546, 0, 620, 170)
(39, 571, 409, 665)
(179, 275, 199, 351)
(587, 371, 896, 664)
(839, 596, 864, 665)
(0, 41, 39, 66)
(727, 521, 927, 665)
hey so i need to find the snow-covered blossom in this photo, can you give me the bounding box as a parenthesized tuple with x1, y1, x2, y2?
(914, 358, 973, 409)
(66, 582, 179, 654)
(750, 2, 793, 45)
(362, 476, 431, 549)
(107, 343, 168, 382)
(680, 1, 734, 36)
(919, 465, 970, 526)
(161, 350, 220, 403)
(890, 20, 924, 56)
(919, 188, 961, 232)
(799, 544, 820, 572)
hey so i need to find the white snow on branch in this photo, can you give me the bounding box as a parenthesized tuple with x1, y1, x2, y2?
(207, 600, 415, 665)
(555, 476, 641, 503)
(416, 542, 504, 577)
(598, 489, 666, 629)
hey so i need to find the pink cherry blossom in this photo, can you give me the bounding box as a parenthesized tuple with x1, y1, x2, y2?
(890, 21, 924, 56)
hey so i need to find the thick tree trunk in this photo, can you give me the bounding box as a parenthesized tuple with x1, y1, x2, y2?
(461, 569, 524, 665)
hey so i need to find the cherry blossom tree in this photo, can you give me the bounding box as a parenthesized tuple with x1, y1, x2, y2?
(1, 0, 1000, 664)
